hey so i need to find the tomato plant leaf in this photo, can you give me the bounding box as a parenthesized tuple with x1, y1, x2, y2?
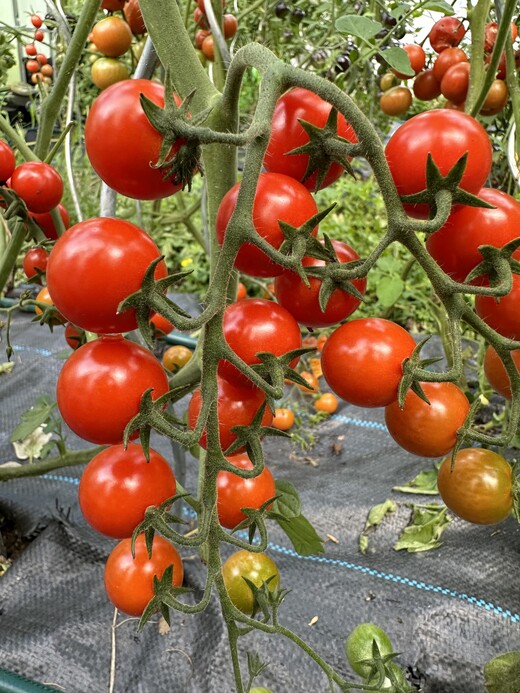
(335, 15, 383, 41)
(421, 0, 455, 14)
(365, 499, 398, 530)
(393, 464, 440, 495)
(269, 479, 301, 518)
(10, 396, 56, 443)
(484, 652, 520, 692)
(275, 513, 325, 556)
(376, 276, 404, 307)
(393, 503, 451, 552)
(380, 47, 414, 77)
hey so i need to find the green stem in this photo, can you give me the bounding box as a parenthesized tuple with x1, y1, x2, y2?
(465, 0, 491, 114)
(0, 446, 104, 482)
(0, 114, 38, 162)
(0, 220, 27, 296)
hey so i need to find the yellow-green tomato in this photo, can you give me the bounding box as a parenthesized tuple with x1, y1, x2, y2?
(345, 623, 394, 679)
(222, 550, 280, 615)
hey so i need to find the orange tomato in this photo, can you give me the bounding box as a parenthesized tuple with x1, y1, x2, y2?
(296, 370, 319, 393)
(272, 408, 295, 431)
(314, 393, 338, 414)
(162, 345, 192, 373)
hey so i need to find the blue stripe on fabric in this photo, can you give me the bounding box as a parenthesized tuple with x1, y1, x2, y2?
(331, 413, 388, 432)
(13, 344, 53, 357)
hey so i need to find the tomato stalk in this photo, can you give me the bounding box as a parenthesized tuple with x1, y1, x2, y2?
(0, 446, 105, 482)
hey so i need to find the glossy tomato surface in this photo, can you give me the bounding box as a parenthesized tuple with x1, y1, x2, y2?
(84, 79, 186, 200)
(10, 161, 63, 213)
(79, 443, 176, 538)
(428, 17, 466, 53)
(216, 172, 319, 277)
(437, 448, 513, 524)
(56, 336, 169, 444)
(30, 203, 70, 240)
(321, 318, 416, 407)
(219, 298, 302, 387)
(384, 381, 470, 457)
(484, 345, 520, 400)
(274, 239, 366, 327)
(263, 87, 357, 191)
(222, 549, 280, 615)
(426, 188, 520, 283)
(46, 217, 167, 334)
(0, 140, 16, 182)
(104, 534, 183, 616)
(217, 452, 276, 529)
(475, 273, 520, 340)
(385, 110, 492, 218)
(188, 377, 273, 452)
(22, 247, 49, 279)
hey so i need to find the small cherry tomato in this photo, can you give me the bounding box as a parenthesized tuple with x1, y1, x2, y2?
(314, 392, 338, 414)
(480, 79, 509, 116)
(0, 140, 16, 184)
(236, 281, 247, 300)
(22, 246, 49, 279)
(10, 161, 63, 214)
(296, 370, 319, 393)
(31, 15, 43, 29)
(149, 312, 174, 337)
(162, 345, 192, 373)
(30, 203, 70, 240)
(345, 623, 394, 679)
(432, 47, 468, 82)
(33, 29, 44, 42)
(380, 86, 412, 116)
(413, 69, 442, 101)
(201, 34, 215, 61)
(272, 408, 295, 431)
(26, 59, 41, 74)
(440, 61, 470, 104)
(428, 17, 466, 53)
(484, 346, 520, 400)
(223, 14, 238, 39)
(475, 273, 520, 340)
(91, 16, 133, 58)
(222, 550, 280, 615)
(91, 57, 129, 90)
(34, 286, 66, 324)
(64, 323, 86, 350)
(392, 44, 426, 79)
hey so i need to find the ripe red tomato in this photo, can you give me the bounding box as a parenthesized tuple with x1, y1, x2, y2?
(223, 14, 238, 39)
(30, 203, 70, 240)
(222, 549, 280, 615)
(101, 0, 127, 10)
(393, 44, 426, 79)
(31, 14, 43, 28)
(201, 34, 215, 61)
(475, 273, 520, 340)
(384, 381, 469, 457)
(385, 109, 492, 219)
(56, 335, 169, 444)
(195, 29, 210, 49)
(426, 188, 520, 283)
(79, 443, 176, 538)
(219, 298, 302, 387)
(217, 452, 276, 529)
(193, 7, 209, 29)
(46, 217, 167, 334)
(104, 534, 184, 616)
(91, 57, 129, 90)
(0, 140, 16, 183)
(432, 47, 468, 82)
(437, 448, 513, 524)
(91, 16, 132, 58)
(22, 246, 49, 279)
(379, 86, 412, 116)
(64, 323, 85, 350)
(10, 162, 63, 213)
(484, 345, 520, 400)
(274, 239, 366, 327)
(188, 377, 273, 452)
(215, 172, 319, 278)
(264, 87, 357, 191)
(484, 21, 518, 53)
(26, 59, 40, 74)
(124, 0, 146, 35)
(413, 69, 442, 101)
(440, 61, 470, 104)
(149, 311, 174, 337)
(428, 17, 466, 53)
(321, 318, 416, 408)
(84, 80, 188, 200)
(236, 281, 247, 300)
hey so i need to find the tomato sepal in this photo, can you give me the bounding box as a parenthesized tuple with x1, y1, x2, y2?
(397, 336, 442, 408)
(465, 238, 520, 290)
(139, 564, 193, 629)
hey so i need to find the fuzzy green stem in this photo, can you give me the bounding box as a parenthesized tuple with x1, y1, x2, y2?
(0, 446, 104, 482)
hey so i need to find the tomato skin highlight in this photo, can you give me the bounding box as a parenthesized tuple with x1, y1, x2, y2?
(104, 534, 184, 616)
(222, 550, 280, 615)
(217, 452, 276, 529)
(385, 109, 492, 219)
(385, 382, 470, 457)
(46, 217, 167, 335)
(79, 444, 176, 538)
(321, 318, 416, 408)
(23, 247, 49, 279)
(264, 87, 357, 191)
(10, 162, 63, 214)
(216, 172, 319, 278)
(56, 336, 169, 445)
(437, 448, 513, 524)
(85, 80, 187, 200)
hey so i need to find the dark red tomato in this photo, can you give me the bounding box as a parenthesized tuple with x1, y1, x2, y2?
(104, 534, 183, 616)
(222, 549, 279, 615)
(195, 29, 210, 49)
(22, 246, 49, 279)
(0, 140, 16, 183)
(484, 345, 520, 400)
(413, 69, 442, 101)
(426, 188, 520, 283)
(149, 311, 174, 337)
(193, 7, 209, 29)
(475, 273, 520, 340)
(188, 377, 273, 452)
(79, 443, 176, 538)
(484, 22, 518, 54)
(64, 323, 85, 350)
(30, 203, 70, 240)
(480, 79, 509, 116)
(440, 61, 470, 104)
(437, 448, 513, 524)
(10, 162, 63, 213)
(393, 44, 426, 79)
(379, 86, 412, 116)
(264, 87, 357, 191)
(219, 298, 302, 387)
(46, 217, 167, 334)
(223, 14, 238, 39)
(321, 318, 416, 408)
(201, 34, 215, 61)
(101, 0, 127, 10)
(124, 0, 146, 35)
(384, 381, 469, 457)
(428, 17, 466, 53)
(84, 80, 188, 200)
(56, 335, 169, 444)
(215, 172, 319, 278)
(217, 452, 276, 529)
(385, 109, 492, 219)
(274, 239, 366, 327)
(432, 47, 468, 82)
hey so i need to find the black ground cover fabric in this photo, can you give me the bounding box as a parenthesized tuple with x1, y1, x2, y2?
(1, 310, 519, 693)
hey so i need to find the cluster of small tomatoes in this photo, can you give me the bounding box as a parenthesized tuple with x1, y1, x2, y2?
(193, 0, 238, 62)
(379, 15, 518, 116)
(23, 14, 54, 86)
(88, 0, 146, 90)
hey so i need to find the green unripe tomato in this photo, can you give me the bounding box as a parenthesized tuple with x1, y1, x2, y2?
(222, 550, 280, 615)
(345, 623, 394, 679)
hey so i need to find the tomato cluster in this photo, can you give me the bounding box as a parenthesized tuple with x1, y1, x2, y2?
(23, 14, 54, 86)
(89, 5, 141, 90)
(193, 0, 238, 62)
